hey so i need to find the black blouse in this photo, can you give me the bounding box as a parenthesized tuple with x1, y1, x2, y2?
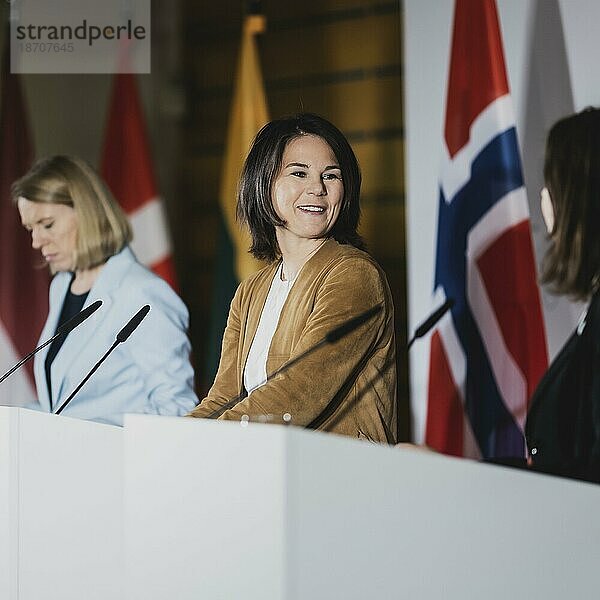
(44, 286, 89, 409)
(525, 291, 600, 483)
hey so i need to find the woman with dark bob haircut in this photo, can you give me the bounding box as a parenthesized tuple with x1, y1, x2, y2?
(190, 113, 397, 443)
(526, 107, 600, 482)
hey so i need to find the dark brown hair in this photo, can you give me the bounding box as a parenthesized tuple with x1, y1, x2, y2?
(541, 107, 600, 300)
(237, 113, 365, 262)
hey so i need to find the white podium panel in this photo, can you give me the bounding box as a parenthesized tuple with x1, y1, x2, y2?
(0, 407, 123, 600)
(125, 415, 600, 600)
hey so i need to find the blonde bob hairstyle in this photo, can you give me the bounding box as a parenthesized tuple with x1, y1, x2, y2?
(12, 155, 132, 271)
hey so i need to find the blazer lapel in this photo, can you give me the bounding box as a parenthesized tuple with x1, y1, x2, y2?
(34, 273, 69, 411)
(238, 239, 340, 382)
(239, 261, 280, 383)
(50, 292, 113, 409)
(49, 248, 133, 409)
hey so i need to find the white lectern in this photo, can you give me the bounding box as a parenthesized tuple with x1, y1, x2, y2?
(0, 407, 123, 600)
(125, 415, 600, 599)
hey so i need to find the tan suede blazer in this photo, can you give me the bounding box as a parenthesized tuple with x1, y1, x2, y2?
(190, 239, 397, 443)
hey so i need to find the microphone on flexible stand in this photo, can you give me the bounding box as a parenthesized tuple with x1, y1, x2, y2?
(317, 299, 456, 434)
(206, 304, 383, 419)
(303, 298, 457, 436)
(0, 299, 103, 387)
(407, 298, 455, 349)
(53, 304, 150, 416)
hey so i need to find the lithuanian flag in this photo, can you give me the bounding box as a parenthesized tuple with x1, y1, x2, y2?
(205, 13, 270, 384)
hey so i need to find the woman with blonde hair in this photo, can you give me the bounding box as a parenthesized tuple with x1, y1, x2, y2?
(14, 155, 197, 425)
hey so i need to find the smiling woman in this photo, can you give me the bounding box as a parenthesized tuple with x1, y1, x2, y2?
(189, 113, 398, 444)
(271, 135, 344, 268)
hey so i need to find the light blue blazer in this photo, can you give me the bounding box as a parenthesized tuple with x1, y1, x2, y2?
(33, 247, 198, 425)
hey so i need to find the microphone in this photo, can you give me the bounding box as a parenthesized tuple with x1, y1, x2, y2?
(116, 304, 150, 342)
(325, 305, 382, 343)
(0, 299, 103, 386)
(53, 305, 150, 416)
(205, 304, 383, 419)
(407, 298, 454, 349)
(57, 299, 104, 336)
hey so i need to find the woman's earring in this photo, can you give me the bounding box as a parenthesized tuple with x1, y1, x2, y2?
(540, 187, 555, 235)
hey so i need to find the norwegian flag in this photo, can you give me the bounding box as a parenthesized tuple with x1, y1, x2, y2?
(101, 73, 177, 289)
(426, 0, 548, 459)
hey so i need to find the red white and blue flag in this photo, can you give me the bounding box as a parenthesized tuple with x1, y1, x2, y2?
(426, 0, 548, 459)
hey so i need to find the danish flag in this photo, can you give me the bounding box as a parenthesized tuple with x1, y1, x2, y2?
(426, 0, 548, 459)
(101, 73, 177, 289)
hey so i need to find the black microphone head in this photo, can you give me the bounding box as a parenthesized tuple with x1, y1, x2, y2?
(413, 297, 455, 339)
(57, 299, 103, 335)
(116, 305, 151, 343)
(326, 304, 383, 344)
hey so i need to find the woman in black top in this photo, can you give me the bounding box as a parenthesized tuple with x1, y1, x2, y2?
(526, 108, 600, 483)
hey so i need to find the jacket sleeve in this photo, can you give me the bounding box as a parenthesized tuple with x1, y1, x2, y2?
(212, 257, 392, 426)
(589, 306, 600, 482)
(122, 277, 199, 416)
(187, 282, 243, 418)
